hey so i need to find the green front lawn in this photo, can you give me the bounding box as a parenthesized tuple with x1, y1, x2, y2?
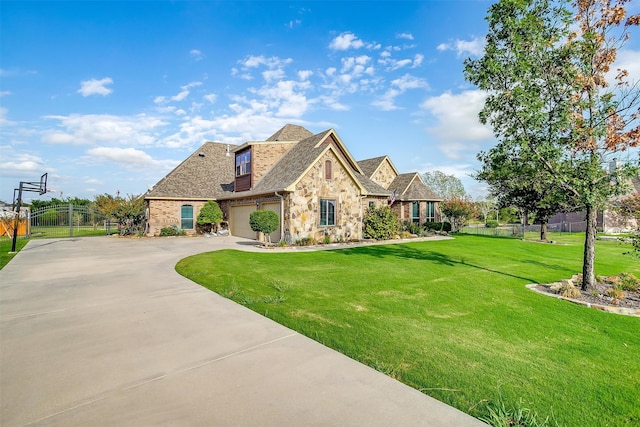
(0, 237, 28, 270)
(176, 235, 640, 426)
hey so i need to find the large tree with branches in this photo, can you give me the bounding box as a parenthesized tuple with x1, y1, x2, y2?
(466, 0, 638, 290)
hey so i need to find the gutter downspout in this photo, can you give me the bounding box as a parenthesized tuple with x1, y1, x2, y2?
(275, 191, 284, 243)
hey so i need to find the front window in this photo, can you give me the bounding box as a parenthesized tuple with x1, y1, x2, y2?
(181, 205, 194, 229)
(320, 199, 336, 226)
(426, 202, 436, 222)
(235, 150, 251, 177)
(412, 201, 420, 223)
(368, 201, 375, 210)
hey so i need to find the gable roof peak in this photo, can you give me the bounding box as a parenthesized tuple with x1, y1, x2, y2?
(357, 155, 399, 179)
(266, 124, 314, 141)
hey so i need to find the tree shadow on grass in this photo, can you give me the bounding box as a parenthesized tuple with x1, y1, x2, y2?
(336, 243, 540, 283)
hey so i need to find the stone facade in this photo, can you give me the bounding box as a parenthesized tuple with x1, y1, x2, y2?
(287, 151, 362, 242)
(370, 159, 397, 189)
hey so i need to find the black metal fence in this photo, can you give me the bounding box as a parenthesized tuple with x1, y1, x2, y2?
(29, 204, 112, 238)
(460, 221, 588, 238)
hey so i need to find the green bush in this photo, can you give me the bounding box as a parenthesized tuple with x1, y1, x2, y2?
(424, 221, 452, 232)
(402, 220, 423, 236)
(363, 206, 401, 240)
(616, 273, 639, 291)
(159, 226, 185, 236)
(249, 210, 279, 242)
(295, 237, 316, 246)
(197, 200, 223, 232)
(485, 220, 499, 228)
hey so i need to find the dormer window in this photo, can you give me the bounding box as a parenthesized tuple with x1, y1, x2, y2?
(325, 160, 332, 180)
(236, 150, 251, 177)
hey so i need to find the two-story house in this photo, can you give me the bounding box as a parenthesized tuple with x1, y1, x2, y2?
(145, 124, 441, 242)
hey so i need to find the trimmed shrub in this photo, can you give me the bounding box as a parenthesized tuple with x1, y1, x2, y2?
(197, 200, 223, 232)
(424, 221, 452, 232)
(485, 220, 499, 228)
(249, 209, 279, 242)
(160, 226, 185, 236)
(363, 206, 401, 240)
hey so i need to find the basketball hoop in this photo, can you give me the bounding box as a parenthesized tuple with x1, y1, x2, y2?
(10, 173, 48, 252)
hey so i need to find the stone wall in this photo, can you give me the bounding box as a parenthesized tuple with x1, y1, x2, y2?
(370, 158, 397, 189)
(147, 199, 207, 236)
(287, 151, 362, 242)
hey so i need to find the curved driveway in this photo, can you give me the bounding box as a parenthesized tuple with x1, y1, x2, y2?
(1, 236, 485, 426)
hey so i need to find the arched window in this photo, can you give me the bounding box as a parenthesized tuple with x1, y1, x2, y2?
(181, 205, 194, 229)
(325, 160, 332, 180)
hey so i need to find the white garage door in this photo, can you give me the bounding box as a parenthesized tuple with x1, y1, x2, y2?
(230, 205, 256, 240)
(262, 202, 282, 243)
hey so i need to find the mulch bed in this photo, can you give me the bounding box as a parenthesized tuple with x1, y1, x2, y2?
(529, 274, 640, 317)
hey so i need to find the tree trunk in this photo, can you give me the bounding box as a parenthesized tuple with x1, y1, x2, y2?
(540, 220, 548, 242)
(581, 205, 597, 291)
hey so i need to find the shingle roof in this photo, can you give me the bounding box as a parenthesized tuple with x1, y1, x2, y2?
(225, 128, 365, 199)
(388, 173, 441, 201)
(354, 172, 392, 196)
(145, 142, 235, 199)
(266, 124, 314, 141)
(357, 156, 387, 178)
(252, 130, 334, 193)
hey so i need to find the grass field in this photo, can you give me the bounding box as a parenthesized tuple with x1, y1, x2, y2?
(176, 234, 640, 426)
(0, 237, 28, 270)
(29, 225, 113, 238)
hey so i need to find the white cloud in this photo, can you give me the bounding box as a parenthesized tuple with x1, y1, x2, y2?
(298, 70, 313, 80)
(87, 147, 155, 165)
(42, 114, 167, 146)
(154, 81, 203, 105)
(240, 55, 292, 69)
(372, 74, 428, 111)
(190, 49, 204, 61)
(420, 90, 493, 159)
(420, 162, 474, 180)
(85, 147, 181, 175)
(288, 19, 302, 29)
(77, 77, 113, 97)
(0, 151, 52, 178)
(204, 93, 217, 103)
(0, 91, 11, 97)
(262, 68, 286, 83)
(378, 53, 424, 71)
(392, 74, 428, 91)
(397, 33, 414, 40)
(330, 32, 365, 50)
(0, 107, 15, 126)
(437, 36, 485, 58)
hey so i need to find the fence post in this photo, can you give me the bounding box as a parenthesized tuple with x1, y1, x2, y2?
(68, 204, 73, 237)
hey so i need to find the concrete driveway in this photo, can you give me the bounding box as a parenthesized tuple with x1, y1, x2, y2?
(0, 236, 485, 426)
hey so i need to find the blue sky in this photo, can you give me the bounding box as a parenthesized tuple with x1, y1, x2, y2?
(1, 1, 638, 204)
